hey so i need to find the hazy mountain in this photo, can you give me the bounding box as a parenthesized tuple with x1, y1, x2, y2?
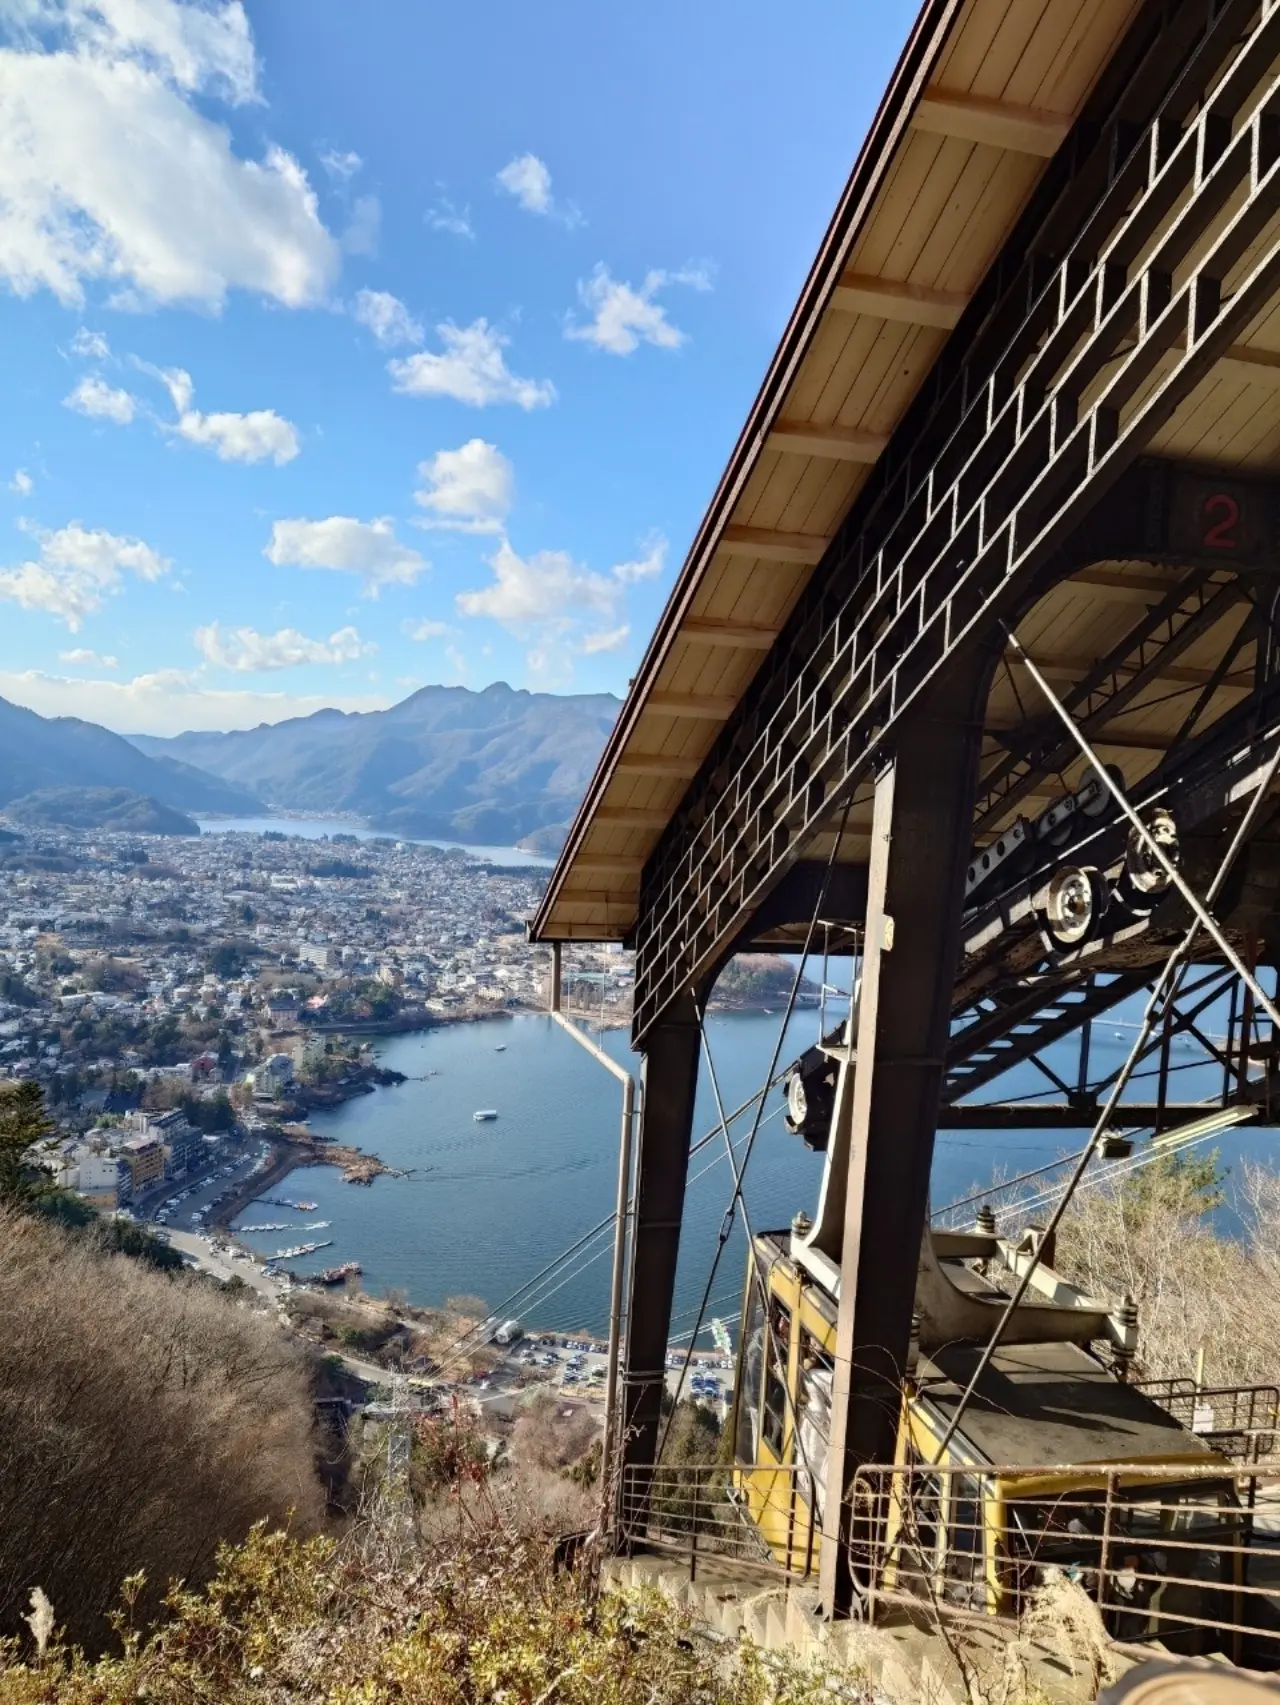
(133, 683, 622, 843)
(0, 696, 260, 815)
(1, 787, 199, 836)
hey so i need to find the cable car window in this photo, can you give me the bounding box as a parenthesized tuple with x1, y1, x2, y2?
(734, 1283, 766, 1464)
(944, 1474, 984, 1607)
(761, 1297, 792, 1459)
(797, 1331, 833, 1517)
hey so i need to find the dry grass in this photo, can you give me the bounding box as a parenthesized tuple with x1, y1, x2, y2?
(0, 1206, 323, 1650)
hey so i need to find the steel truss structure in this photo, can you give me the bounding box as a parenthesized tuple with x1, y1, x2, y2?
(632, 0, 1280, 1035)
(531, 0, 1280, 1624)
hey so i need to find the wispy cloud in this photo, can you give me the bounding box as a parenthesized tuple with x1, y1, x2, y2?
(0, 522, 169, 630)
(64, 375, 136, 424)
(194, 621, 373, 672)
(426, 196, 474, 239)
(495, 152, 581, 226)
(414, 439, 513, 534)
(388, 320, 554, 410)
(352, 288, 423, 348)
(265, 516, 426, 595)
(566, 264, 712, 355)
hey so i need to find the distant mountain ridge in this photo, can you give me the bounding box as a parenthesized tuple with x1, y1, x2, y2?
(0, 695, 259, 816)
(133, 682, 622, 844)
(1, 786, 199, 836)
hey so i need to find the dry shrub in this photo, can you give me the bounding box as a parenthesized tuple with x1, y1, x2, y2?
(1055, 1155, 1280, 1387)
(0, 1524, 851, 1704)
(0, 1207, 323, 1650)
(511, 1392, 600, 1473)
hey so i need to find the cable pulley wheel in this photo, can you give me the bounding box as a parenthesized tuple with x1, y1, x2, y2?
(1123, 808, 1179, 900)
(1043, 864, 1104, 949)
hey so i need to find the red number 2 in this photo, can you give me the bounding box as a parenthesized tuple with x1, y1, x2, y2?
(1203, 492, 1239, 549)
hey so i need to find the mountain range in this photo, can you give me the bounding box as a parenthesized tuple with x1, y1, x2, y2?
(0, 695, 258, 816)
(133, 683, 622, 845)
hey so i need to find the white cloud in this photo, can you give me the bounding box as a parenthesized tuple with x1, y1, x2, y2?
(265, 515, 425, 594)
(320, 148, 361, 181)
(388, 319, 554, 410)
(414, 438, 512, 534)
(70, 325, 110, 358)
(151, 365, 299, 462)
(565, 263, 711, 355)
(0, 666, 388, 734)
(194, 620, 372, 672)
(341, 193, 380, 256)
(580, 624, 630, 654)
(64, 374, 136, 423)
(456, 537, 614, 626)
(611, 536, 667, 583)
(0, 521, 169, 629)
(59, 645, 118, 666)
(496, 152, 553, 215)
(0, 0, 339, 308)
(9, 469, 33, 496)
(426, 196, 473, 239)
(353, 288, 422, 348)
(401, 617, 451, 642)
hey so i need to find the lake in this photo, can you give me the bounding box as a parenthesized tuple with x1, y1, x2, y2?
(233, 997, 1278, 1340)
(196, 814, 552, 868)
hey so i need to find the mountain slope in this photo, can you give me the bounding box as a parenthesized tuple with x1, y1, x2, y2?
(0, 696, 259, 815)
(133, 683, 621, 842)
(1, 787, 200, 835)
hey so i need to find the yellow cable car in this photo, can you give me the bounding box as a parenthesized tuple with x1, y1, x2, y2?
(728, 1026, 1273, 1652)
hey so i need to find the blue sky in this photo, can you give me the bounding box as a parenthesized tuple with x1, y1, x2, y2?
(0, 0, 914, 735)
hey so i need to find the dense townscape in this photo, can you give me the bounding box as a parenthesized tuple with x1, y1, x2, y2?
(0, 822, 638, 1208)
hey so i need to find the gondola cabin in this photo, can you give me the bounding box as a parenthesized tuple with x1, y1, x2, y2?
(728, 1022, 1274, 1651)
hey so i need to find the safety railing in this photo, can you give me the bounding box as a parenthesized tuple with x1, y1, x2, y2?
(1135, 1382, 1280, 1462)
(618, 1461, 814, 1581)
(850, 1460, 1280, 1668)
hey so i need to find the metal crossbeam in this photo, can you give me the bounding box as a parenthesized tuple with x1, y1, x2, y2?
(944, 970, 1151, 1103)
(632, 0, 1280, 1039)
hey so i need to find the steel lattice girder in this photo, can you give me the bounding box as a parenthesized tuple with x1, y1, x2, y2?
(631, 0, 1280, 1041)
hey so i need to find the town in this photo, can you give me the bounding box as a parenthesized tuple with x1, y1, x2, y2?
(0, 821, 637, 1211)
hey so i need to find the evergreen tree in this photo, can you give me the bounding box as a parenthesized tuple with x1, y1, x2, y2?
(0, 1080, 53, 1207)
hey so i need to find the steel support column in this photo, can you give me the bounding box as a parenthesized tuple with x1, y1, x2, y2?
(618, 993, 702, 1510)
(818, 693, 987, 1616)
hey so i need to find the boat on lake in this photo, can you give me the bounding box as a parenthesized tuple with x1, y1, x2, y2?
(318, 1260, 362, 1285)
(473, 1108, 498, 1121)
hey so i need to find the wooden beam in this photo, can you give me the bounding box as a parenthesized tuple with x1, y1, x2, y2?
(1065, 566, 1243, 606)
(647, 692, 738, 719)
(912, 87, 1070, 157)
(766, 420, 888, 463)
(614, 753, 701, 779)
(1216, 343, 1280, 387)
(681, 617, 780, 650)
(570, 853, 646, 874)
(719, 524, 830, 565)
(594, 807, 672, 829)
(831, 271, 969, 329)
(541, 923, 631, 940)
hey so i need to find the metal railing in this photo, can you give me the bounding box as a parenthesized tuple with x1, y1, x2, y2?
(618, 1462, 815, 1581)
(851, 1460, 1280, 1668)
(1135, 1382, 1280, 1461)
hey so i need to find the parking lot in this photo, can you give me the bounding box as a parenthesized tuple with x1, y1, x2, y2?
(479, 1333, 734, 1413)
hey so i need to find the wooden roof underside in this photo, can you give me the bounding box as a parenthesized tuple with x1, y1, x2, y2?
(534, 0, 1280, 943)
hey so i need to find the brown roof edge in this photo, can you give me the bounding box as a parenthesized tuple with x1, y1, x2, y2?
(530, 0, 967, 945)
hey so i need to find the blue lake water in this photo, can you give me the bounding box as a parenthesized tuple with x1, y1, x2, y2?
(195, 815, 551, 868)
(233, 996, 1279, 1340)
